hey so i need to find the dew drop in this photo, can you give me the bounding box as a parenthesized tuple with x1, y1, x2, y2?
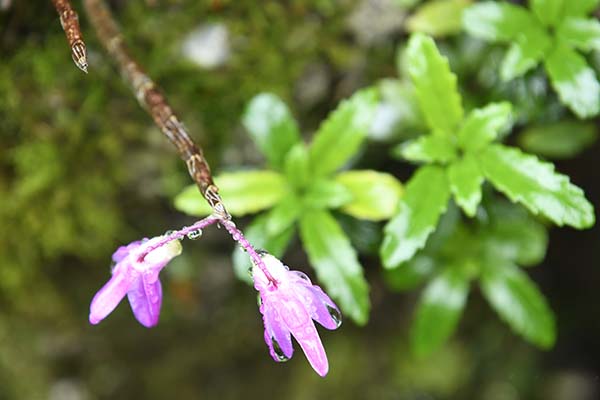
(109, 261, 117, 273)
(187, 229, 203, 240)
(271, 337, 289, 362)
(164, 230, 176, 236)
(256, 293, 262, 307)
(326, 305, 342, 328)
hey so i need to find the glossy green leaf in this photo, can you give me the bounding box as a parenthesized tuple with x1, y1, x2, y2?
(484, 202, 548, 267)
(303, 179, 353, 209)
(530, 0, 565, 27)
(500, 25, 551, 81)
(284, 143, 310, 189)
(480, 261, 556, 348)
(406, 34, 463, 135)
(381, 165, 451, 268)
(242, 93, 301, 170)
(406, 0, 473, 37)
(299, 210, 370, 324)
(563, 0, 600, 17)
(544, 42, 600, 118)
(458, 102, 512, 152)
(447, 154, 483, 217)
(384, 254, 436, 291)
(232, 213, 295, 283)
(309, 88, 379, 176)
(335, 170, 404, 221)
(395, 135, 457, 164)
(411, 267, 470, 357)
(478, 144, 595, 229)
(557, 17, 600, 52)
(174, 170, 287, 217)
(265, 194, 302, 236)
(462, 2, 537, 42)
(518, 120, 597, 159)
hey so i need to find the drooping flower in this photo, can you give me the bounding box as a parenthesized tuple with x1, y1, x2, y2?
(89, 236, 183, 327)
(252, 252, 342, 377)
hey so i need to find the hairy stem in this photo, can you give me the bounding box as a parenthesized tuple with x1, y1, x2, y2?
(52, 0, 88, 73)
(83, 0, 229, 219)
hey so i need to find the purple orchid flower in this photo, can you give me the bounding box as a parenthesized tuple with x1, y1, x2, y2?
(252, 252, 342, 377)
(89, 237, 183, 328)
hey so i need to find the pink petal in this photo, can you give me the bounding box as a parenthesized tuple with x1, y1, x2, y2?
(299, 285, 342, 330)
(261, 299, 293, 361)
(89, 265, 135, 325)
(112, 240, 143, 263)
(127, 272, 163, 328)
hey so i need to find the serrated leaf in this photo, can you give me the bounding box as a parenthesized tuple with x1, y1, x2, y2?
(381, 165, 451, 268)
(411, 267, 469, 357)
(557, 17, 600, 52)
(335, 170, 404, 221)
(303, 179, 353, 209)
(242, 93, 301, 170)
(462, 2, 537, 42)
(480, 260, 556, 348)
(563, 0, 600, 17)
(395, 135, 457, 164)
(458, 102, 512, 152)
(232, 213, 295, 283)
(284, 143, 310, 189)
(406, 34, 463, 134)
(265, 194, 302, 236)
(500, 25, 551, 81)
(530, 0, 565, 27)
(174, 170, 287, 217)
(309, 88, 379, 176)
(384, 254, 436, 291)
(544, 42, 600, 118)
(406, 0, 473, 37)
(447, 154, 483, 217)
(518, 120, 598, 159)
(299, 210, 371, 325)
(478, 144, 595, 229)
(484, 202, 548, 266)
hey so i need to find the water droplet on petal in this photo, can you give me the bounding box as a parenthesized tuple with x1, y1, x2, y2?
(271, 337, 289, 362)
(109, 261, 117, 273)
(164, 230, 176, 236)
(187, 229, 203, 240)
(293, 271, 310, 282)
(256, 293, 262, 307)
(326, 305, 342, 328)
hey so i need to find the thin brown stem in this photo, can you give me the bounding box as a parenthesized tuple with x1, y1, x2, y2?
(83, 0, 229, 219)
(52, 0, 88, 73)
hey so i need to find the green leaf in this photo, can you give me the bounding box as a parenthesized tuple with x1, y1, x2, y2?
(265, 194, 302, 236)
(500, 25, 551, 81)
(518, 120, 598, 159)
(480, 261, 556, 348)
(447, 154, 483, 217)
(563, 0, 600, 17)
(232, 213, 295, 283)
(242, 93, 301, 170)
(406, 0, 473, 37)
(478, 144, 595, 229)
(544, 42, 600, 118)
(462, 2, 537, 42)
(381, 165, 451, 268)
(174, 170, 287, 217)
(303, 179, 353, 209)
(384, 254, 436, 291)
(284, 143, 310, 189)
(530, 0, 565, 27)
(299, 210, 370, 324)
(335, 170, 404, 221)
(309, 88, 379, 176)
(395, 135, 457, 164)
(406, 33, 463, 135)
(411, 267, 470, 357)
(458, 102, 512, 152)
(484, 202, 548, 267)
(557, 17, 600, 52)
